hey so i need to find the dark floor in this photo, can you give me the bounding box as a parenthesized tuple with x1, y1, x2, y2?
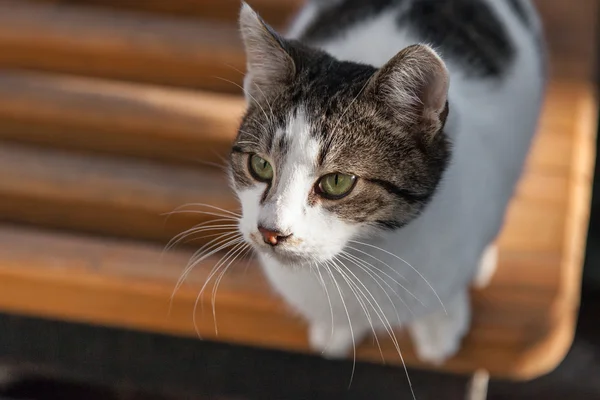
(0, 286, 598, 400)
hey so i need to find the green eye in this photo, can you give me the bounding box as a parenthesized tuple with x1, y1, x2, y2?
(317, 173, 357, 199)
(249, 154, 273, 182)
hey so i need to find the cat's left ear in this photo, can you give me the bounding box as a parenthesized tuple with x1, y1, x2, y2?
(239, 2, 296, 103)
(367, 44, 450, 135)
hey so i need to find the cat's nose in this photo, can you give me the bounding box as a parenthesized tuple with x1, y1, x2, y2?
(258, 226, 291, 246)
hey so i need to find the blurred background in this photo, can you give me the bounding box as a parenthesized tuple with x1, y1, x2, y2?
(0, 0, 597, 399)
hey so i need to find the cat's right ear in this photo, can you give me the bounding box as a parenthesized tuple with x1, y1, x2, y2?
(367, 44, 450, 137)
(239, 3, 296, 103)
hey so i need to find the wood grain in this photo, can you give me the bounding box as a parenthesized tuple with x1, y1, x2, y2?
(0, 73, 579, 168)
(0, 70, 244, 165)
(0, 0, 595, 382)
(29, 0, 600, 68)
(1, 0, 596, 96)
(0, 143, 238, 243)
(0, 80, 594, 380)
(0, 80, 589, 249)
(0, 0, 245, 92)
(0, 224, 573, 372)
(31, 0, 302, 29)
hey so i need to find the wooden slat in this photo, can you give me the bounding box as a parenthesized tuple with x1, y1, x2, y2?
(0, 79, 589, 249)
(0, 70, 244, 165)
(0, 0, 594, 382)
(0, 80, 594, 381)
(29, 0, 597, 81)
(31, 0, 303, 29)
(0, 0, 245, 92)
(0, 213, 572, 381)
(536, 0, 599, 82)
(0, 143, 237, 243)
(0, 71, 580, 168)
(2, 0, 596, 95)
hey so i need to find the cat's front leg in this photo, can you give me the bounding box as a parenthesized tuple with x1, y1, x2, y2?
(309, 323, 370, 359)
(473, 244, 498, 289)
(408, 290, 470, 365)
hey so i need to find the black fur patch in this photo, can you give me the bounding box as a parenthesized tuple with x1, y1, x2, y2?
(300, 0, 403, 43)
(299, 0, 517, 79)
(397, 0, 515, 78)
(506, 0, 531, 28)
(367, 178, 431, 204)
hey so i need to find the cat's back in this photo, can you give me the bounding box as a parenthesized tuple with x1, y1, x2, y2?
(287, 0, 545, 82)
(287, 0, 546, 195)
(287, 0, 547, 283)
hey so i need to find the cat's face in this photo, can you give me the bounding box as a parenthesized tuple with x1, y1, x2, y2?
(230, 4, 451, 265)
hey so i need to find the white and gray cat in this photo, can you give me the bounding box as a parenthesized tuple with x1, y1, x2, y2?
(229, 0, 546, 364)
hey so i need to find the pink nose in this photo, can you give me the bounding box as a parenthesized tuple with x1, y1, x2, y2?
(258, 226, 291, 246)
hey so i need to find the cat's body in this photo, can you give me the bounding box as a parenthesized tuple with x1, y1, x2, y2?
(232, 0, 546, 363)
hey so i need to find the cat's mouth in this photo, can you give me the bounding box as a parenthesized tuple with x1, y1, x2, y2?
(249, 233, 311, 263)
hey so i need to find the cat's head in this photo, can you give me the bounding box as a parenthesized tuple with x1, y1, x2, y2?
(229, 3, 451, 265)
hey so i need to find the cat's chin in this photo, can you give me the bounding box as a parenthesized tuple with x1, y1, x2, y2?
(255, 246, 315, 266)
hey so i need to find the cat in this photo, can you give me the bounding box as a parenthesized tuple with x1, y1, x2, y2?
(229, 0, 546, 364)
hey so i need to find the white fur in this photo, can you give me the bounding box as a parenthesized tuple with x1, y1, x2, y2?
(238, 1, 545, 363)
(238, 109, 360, 265)
(474, 244, 498, 289)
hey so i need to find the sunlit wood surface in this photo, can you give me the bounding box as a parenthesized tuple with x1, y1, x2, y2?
(0, 0, 595, 380)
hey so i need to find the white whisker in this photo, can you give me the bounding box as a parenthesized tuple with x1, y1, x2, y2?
(165, 220, 238, 252)
(333, 257, 416, 400)
(345, 245, 408, 282)
(314, 263, 335, 352)
(236, 140, 258, 146)
(192, 238, 246, 338)
(343, 249, 422, 309)
(329, 257, 384, 364)
(322, 261, 356, 387)
(238, 129, 261, 142)
(211, 243, 250, 335)
(340, 252, 409, 323)
(187, 231, 241, 266)
(349, 240, 446, 314)
(252, 82, 277, 128)
(169, 232, 242, 311)
(213, 76, 273, 129)
(166, 202, 241, 218)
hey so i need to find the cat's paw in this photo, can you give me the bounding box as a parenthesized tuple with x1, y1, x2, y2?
(408, 290, 470, 365)
(309, 324, 355, 359)
(410, 324, 463, 365)
(474, 244, 498, 289)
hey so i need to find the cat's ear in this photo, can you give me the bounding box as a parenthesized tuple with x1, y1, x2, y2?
(368, 44, 449, 135)
(239, 3, 296, 103)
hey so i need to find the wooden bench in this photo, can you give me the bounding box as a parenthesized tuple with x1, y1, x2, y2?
(0, 0, 596, 381)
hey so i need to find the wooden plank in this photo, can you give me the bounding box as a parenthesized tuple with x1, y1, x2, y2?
(0, 70, 245, 165)
(0, 219, 574, 380)
(0, 79, 594, 380)
(31, 0, 302, 29)
(536, 0, 599, 82)
(0, 0, 246, 92)
(0, 78, 589, 251)
(0, 143, 238, 243)
(29, 0, 599, 78)
(2, 0, 595, 95)
(0, 72, 581, 169)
